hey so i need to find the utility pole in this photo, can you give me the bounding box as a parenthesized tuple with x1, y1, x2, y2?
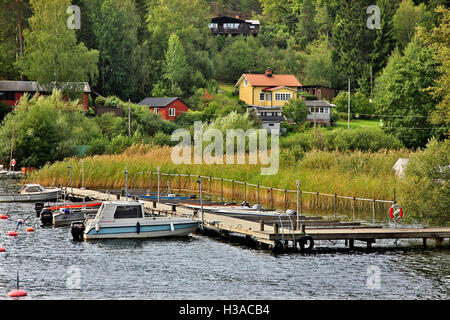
(67, 165, 73, 194)
(128, 99, 131, 138)
(347, 78, 351, 130)
(123, 169, 129, 201)
(369, 66, 373, 103)
(313, 101, 317, 138)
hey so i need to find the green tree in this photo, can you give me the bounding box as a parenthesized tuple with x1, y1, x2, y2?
(0, 0, 31, 80)
(369, 0, 398, 76)
(398, 138, 450, 225)
(146, 0, 212, 94)
(162, 33, 188, 94)
(375, 38, 445, 148)
(0, 90, 101, 167)
(92, 0, 151, 101)
(282, 98, 309, 126)
(295, 0, 318, 48)
(417, 6, 450, 126)
(393, 0, 427, 48)
(301, 36, 339, 87)
(17, 0, 99, 97)
(331, 0, 375, 89)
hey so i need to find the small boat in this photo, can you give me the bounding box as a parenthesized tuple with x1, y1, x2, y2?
(39, 201, 103, 226)
(137, 194, 189, 200)
(0, 184, 61, 202)
(71, 200, 200, 240)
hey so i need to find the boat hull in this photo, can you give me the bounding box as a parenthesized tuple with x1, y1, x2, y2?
(0, 190, 60, 203)
(83, 221, 199, 240)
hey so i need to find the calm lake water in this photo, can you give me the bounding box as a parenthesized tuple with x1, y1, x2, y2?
(0, 188, 449, 300)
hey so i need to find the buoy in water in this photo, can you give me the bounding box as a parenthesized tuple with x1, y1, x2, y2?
(17, 219, 25, 225)
(7, 289, 27, 298)
(0, 247, 5, 252)
(8, 231, 18, 236)
(0, 214, 8, 219)
(26, 227, 35, 232)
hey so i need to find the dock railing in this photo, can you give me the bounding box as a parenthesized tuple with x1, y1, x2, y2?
(130, 170, 396, 222)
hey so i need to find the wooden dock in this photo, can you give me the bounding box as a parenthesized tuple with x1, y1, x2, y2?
(68, 188, 450, 253)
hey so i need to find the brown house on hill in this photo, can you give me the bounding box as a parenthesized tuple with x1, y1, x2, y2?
(209, 16, 259, 36)
(299, 85, 336, 101)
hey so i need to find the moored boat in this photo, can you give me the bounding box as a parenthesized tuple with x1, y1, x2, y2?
(71, 200, 200, 240)
(0, 184, 61, 202)
(39, 201, 103, 226)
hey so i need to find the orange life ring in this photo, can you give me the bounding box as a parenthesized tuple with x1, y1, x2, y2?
(389, 204, 403, 219)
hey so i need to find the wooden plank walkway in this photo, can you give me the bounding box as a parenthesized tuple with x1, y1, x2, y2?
(68, 188, 450, 252)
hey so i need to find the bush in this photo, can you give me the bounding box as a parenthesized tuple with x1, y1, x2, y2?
(398, 138, 450, 226)
(95, 96, 105, 106)
(151, 131, 177, 147)
(280, 127, 403, 152)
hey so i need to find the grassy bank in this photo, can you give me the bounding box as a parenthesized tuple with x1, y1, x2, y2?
(28, 145, 410, 211)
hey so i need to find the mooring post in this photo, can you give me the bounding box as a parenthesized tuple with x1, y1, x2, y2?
(270, 188, 274, 210)
(221, 178, 224, 202)
(187, 174, 190, 192)
(274, 223, 279, 235)
(393, 188, 396, 204)
(316, 192, 319, 210)
(296, 180, 300, 230)
(334, 192, 337, 219)
(209, 176, 212, 194)
(423, 238, 427, 248)
(257, 182, 260, 210)
(352, 196, 356, 221)
(232, 180, 234, 202)
(81, 159, 85, 189)
(372, 198, 376, 224)
(284, 188, 287, 211)
(300, 224, 305, 234)
(260, 220, 264, 231)
(244, 182, 247, 203)
(178, 173, 181, 191)
(150, 171, 153, 192)
(157, 167, 160, 203)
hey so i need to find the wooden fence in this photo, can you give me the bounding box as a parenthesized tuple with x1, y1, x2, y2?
(129, 170, 396, 221)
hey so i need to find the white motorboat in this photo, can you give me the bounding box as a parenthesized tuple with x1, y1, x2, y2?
(71, 200, 200, 240)
(0, 184, 61, 202)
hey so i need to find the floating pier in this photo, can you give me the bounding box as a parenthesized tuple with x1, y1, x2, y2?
(67, 188, 450, 253)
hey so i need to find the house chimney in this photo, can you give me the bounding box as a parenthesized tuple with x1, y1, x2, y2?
(265, 68, 273, 77)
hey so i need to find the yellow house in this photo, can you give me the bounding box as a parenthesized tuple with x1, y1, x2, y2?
(235, 68, 302, 106)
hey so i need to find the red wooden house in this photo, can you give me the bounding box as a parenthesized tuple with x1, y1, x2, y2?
(138, 97, 190, 121)
(0, 80, 91, 110)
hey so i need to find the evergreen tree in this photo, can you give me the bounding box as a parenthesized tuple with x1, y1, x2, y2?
(331, 0, 376, 89)
(17, 0, 99, 97)
(370, 0, 398, 76)
(295, 0, 318, 48)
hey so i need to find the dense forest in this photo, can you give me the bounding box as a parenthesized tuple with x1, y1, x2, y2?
(0, 0, 448, 150)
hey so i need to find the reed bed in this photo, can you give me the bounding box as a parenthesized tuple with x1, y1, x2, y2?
(28, 145, 411, 212)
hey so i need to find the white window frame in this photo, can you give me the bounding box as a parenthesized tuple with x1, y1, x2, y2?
(259, 92, 264, 101)
(154, 108, 159, 114)
(244, 79, 248, 87)
(169, 108, 176, 117)
(265, 93, 271, 101)
(275, 93, 291, 101)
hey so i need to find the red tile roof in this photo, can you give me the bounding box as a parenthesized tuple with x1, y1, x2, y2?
(241, 74, 302, 87)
